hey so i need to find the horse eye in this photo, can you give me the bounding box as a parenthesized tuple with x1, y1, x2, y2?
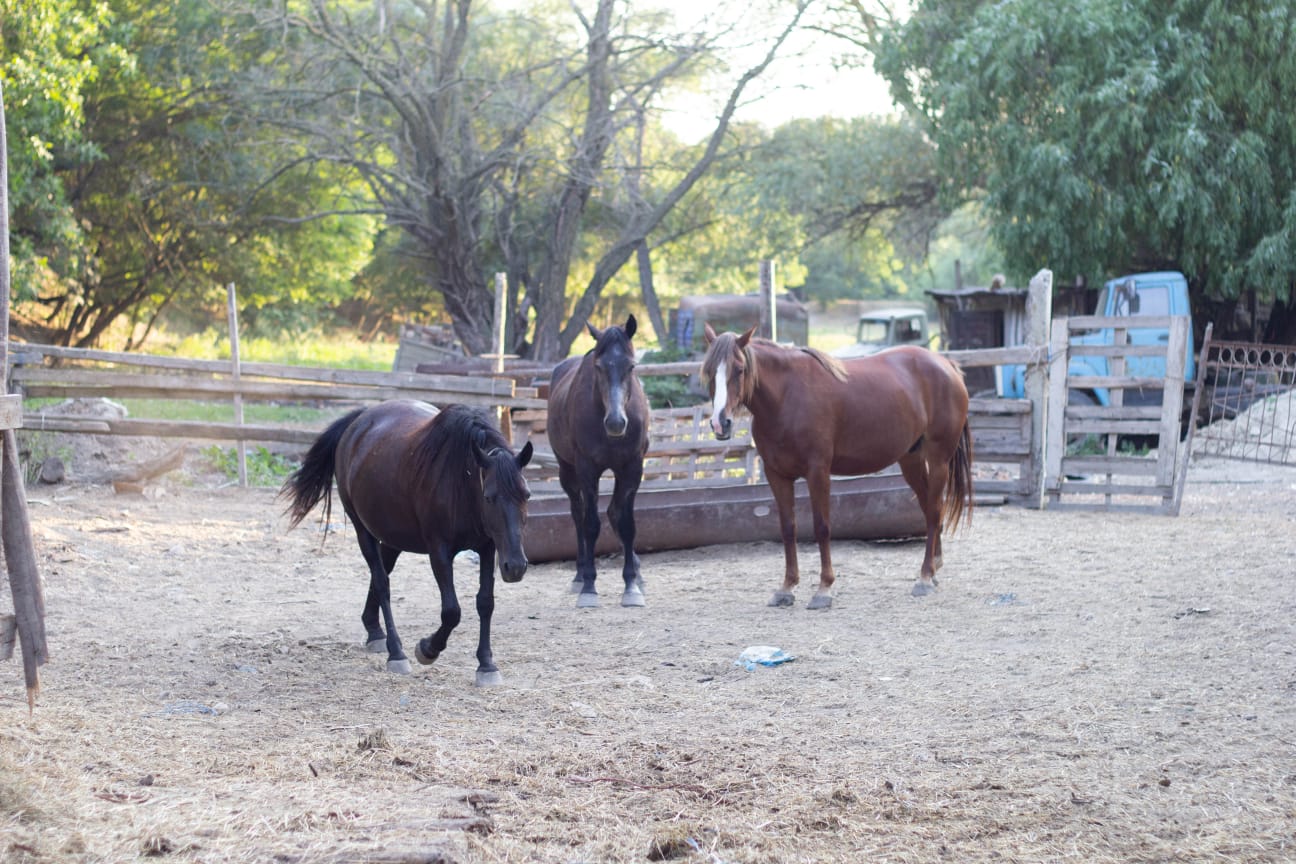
(484, 494, 497, 506)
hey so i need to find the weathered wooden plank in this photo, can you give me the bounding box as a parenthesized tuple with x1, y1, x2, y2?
(1155, 318, 1189, 487)
(8, 343, 520, 396)
(1066, 343, 1172, 358)
(1059, 456, 1160, 475)
(1066, 315, 1179, 331)
(21, 414, 318, 444)
(1064, 419, 1164, 435)
(1066, 374, 1167, 390)
(0, 393, 22, 430)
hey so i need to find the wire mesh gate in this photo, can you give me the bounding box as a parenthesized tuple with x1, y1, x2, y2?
(1187, 332, 1296, 466)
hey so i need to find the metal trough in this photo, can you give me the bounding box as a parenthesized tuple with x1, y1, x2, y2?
(523, 472, 925, 564)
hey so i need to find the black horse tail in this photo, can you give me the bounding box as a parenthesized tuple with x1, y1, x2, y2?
(281, 408, 365, 530)
(941, 420, 974, 533)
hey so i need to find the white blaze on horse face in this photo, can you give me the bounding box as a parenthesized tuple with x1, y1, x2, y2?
(709, 359, 729, 436)
(604, 377, 628, 437)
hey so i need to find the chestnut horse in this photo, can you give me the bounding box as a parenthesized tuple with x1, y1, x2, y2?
(546, 315, 650, 608)
(701, 324, 973, 605)
(281, 401, 533, 686)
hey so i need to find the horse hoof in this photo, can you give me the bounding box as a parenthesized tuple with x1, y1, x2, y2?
(475, 669, 503, 688)
(414, 641, 439, 665)
(577, 592, 601, 609)
(365, 638, 386, 654)
(768, 591, 795, 607)
(620, 587, 645, 608)
(807, 594, 833, 610)
(910, 581, 936, 597)
(387, 658, 412, 675)
(569, 579, 584, 595)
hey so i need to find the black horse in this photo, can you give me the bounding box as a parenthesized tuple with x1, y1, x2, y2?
(281, 401, 533, 686)
(546, 315, 650, 607)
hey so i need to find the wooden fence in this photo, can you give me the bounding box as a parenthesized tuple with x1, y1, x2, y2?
(5, 269, 1055, 507)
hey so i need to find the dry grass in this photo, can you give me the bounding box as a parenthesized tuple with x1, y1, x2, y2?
(3, 460, 1296, 862)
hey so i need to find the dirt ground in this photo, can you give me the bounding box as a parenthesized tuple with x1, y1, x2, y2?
(2, 450, 1295, 863)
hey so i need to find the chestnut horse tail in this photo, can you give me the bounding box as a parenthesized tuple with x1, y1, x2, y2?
(280, 407, 365, 531)
(941, 420, 975, 533)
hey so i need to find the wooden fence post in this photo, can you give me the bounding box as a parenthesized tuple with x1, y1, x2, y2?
(759, 260, 777, 341)
(492, 273, 512, 442)
(1024, 268, 1053, 507)
(1, 79, 48, 705)
(227, 283, 247, 486)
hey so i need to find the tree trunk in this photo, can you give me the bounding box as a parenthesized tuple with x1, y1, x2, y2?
(637, 241, 668, 348)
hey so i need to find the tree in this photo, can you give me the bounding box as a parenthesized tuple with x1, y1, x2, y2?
(874, 0, 1296, 340)
(4, 0, 374, 348)
(236, 0, 815, 361)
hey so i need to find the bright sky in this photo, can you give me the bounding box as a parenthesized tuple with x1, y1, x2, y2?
(649, 0, 904, 141)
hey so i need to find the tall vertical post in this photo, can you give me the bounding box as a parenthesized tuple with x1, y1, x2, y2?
(492, 272, 511, 442)
(493, 272, 507, 375)
(1, 79, 49, 706)
(1024, 268, 1053, 508)
(758, 260, 777, 341)
(226, 283, 247, 487)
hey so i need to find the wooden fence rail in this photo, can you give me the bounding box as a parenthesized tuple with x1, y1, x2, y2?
(6, 322, 1052, 506)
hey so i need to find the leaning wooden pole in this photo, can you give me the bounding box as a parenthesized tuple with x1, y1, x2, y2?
(0, 79, 49, 707)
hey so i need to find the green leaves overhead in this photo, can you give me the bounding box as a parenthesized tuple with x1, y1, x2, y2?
(876, 0, 1296, 306)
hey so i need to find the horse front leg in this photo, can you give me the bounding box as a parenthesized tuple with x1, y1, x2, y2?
(607, 463, 644, 607)
(805, 467, 835, 610)
(900, 453, 941, 597)
(414, 547, 462, 667)
(560, 461, 602, 606)
(765, 472, 800, 607)
(472, 542, 503, 687)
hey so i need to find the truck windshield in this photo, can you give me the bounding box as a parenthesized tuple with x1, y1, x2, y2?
(1132, 285, 1169, 316)
(856, 320, 890, 343)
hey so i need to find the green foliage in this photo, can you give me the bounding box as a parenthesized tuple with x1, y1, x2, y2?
(201, 445, 297, 487)
(6, 0, 377, 348)
(639, 342, 705, 410)
(876, 1, 1296, 305)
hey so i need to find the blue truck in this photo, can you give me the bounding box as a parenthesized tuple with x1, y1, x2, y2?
(998, 270, 1196, 408)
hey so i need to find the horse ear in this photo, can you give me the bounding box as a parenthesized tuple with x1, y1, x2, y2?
(516, 440, 534, 469)
(704, 323, 718, 345)
(472, 438, 490, 468)
(624, 314, 636, 340)
(737, 324, 757, 348)
(586, 321, 603, 342)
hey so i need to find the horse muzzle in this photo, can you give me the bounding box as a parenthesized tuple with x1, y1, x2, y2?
(604, 413, 629, 438)
(499, 557, 528, 583)
(711, 416, 733, 440)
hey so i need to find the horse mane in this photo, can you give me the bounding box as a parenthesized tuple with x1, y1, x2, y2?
(415, 405, 528, 512)
(703, 334, 848, 405)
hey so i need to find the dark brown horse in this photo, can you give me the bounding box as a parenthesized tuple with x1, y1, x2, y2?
(701, 324, 973, 605)
(546, 315, 650, 608)
(281, 401, 533, 686)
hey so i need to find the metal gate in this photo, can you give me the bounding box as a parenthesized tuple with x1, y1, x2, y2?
(1186, 329, 1296, 465)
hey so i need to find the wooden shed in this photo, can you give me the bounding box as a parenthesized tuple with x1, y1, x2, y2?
(927, 284, 1031, 396)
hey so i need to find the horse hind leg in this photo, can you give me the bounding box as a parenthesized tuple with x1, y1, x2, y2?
(899, 453, 943, 598)
(362, 544, 401, 654)
(356, 530, 410, 674)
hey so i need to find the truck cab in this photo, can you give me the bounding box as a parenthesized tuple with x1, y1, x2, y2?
(998, 271, 1195, 406)
(833, 308, 930, 358)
